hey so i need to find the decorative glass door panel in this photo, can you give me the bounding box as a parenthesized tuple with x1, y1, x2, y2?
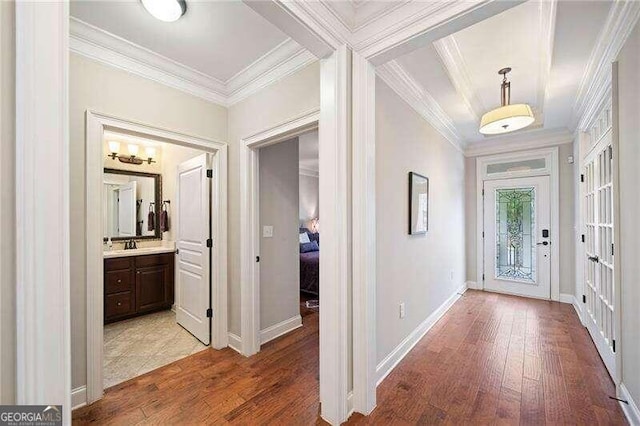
(483, 176, 550, 299)
(495, 188, 536, 283)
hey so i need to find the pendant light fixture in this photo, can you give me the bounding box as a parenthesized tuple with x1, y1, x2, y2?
(479, 67, 534, 135)
(141, 0, 187, 23)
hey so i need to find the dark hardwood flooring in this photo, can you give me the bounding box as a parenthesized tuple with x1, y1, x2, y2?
(73, 290, 626, 425)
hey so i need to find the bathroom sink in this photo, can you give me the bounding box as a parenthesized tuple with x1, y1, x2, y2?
(103, 245, 176, 258)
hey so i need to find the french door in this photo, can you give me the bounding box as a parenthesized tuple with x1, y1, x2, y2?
(483, 176, 551, 299)
(582, 135, 616, 378)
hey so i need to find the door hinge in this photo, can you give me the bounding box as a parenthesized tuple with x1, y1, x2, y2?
(580, 174, 585, 183)
(609, 146, 613, 160)
(206, 308, 213, 318)
(583, 295, 586, 303)
(175, 248, 180, 255)
(206, 238, 213, 248)
(482, 188, 485, 196)
(612, 339, 616, 353)
(482, 231, 485, 238)
(256, 256, 260, 263)
(581, 234, 585, 243)
(611, 243, 614, 256)
(482, 273, 485, 281)
(206, 169, 213, 178)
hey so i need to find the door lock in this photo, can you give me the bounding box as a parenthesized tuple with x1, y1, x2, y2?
(588, 255, 599, 262)
(536, 241, 550, 246)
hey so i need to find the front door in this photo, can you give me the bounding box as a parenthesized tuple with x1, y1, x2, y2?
(483, 176, 551, 299)
(176, 153, 211, 345)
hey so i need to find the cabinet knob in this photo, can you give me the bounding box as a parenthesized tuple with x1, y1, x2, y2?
(117, 302, 122, 306)
(136, 271, 140, 275)
(117, 279, 121, 283)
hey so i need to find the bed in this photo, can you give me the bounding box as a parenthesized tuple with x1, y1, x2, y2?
(299, 227, 320, 295)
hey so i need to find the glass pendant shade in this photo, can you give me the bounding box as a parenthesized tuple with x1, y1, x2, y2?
(108, 141, 120, 154)
(141, 0, 187, 22)
(479, 104, 535, 135)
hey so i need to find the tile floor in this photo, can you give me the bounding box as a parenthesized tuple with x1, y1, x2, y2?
(103, 310, 207, 389)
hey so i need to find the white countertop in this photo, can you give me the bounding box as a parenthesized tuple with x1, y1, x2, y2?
(103, 245, 176, 259)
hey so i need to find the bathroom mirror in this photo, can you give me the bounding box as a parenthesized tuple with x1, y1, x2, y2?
(103, 168, 162, 241)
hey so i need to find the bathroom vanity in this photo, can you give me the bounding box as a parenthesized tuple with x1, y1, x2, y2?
(104, 247, 175, 323)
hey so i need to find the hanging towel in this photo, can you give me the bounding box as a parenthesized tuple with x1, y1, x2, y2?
(147, 205, 155, 231)
(160, 204, 169, 232)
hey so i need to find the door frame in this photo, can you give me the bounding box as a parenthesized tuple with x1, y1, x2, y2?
(85, 110, 228, 404)
(239, 108, 319, 356)
(476, 147, 560, 301)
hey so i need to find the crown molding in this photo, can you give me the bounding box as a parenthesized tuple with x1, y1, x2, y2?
(572, 0, 640, 131)
(69, 17, 316, 107)
(376, 60, 464, 153)
(464, 127, 573, 157)
(433, 36, 484, 121)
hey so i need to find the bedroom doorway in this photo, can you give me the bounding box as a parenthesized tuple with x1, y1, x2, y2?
(257, 129, 320, 347)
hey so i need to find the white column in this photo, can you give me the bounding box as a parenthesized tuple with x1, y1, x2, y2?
(351, 51, 377, 415)
(319, 45, 351, 425)
(15, 1, 71, 421)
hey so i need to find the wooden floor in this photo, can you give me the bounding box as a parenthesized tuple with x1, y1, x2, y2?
(73, 290, 626, 425)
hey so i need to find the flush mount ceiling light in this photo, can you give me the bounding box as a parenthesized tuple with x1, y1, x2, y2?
(141, 0, 186, 22)
(479, 67, 535, 135)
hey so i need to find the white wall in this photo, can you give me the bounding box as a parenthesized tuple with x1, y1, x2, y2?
(0, 0, 15, 404)
(299, 174, 319, 227)
(69, 53, 227, 389)
(375, 79, 466, 363)
(227, 61, 320, 335)
(259, 139, 300, 330)
(616, 19, 640, 412)
(464, 143, 575, 297)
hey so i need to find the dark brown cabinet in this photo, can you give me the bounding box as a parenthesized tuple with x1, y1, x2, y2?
(104, 253, 174, 323)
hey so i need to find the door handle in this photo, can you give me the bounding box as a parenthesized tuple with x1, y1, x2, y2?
(588, 255, 599, 262)
(536, 241, 550, 246)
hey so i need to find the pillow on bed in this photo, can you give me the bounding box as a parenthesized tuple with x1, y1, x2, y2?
(300, 241, 319, 253)
(299, 232, 311, 244)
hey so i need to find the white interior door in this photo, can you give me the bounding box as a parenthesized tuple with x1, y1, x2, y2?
(117, 181, 136, 237)
(483, 176, 551, 299)
(583, 137, 616, 378)
(176, 153, 211, 345)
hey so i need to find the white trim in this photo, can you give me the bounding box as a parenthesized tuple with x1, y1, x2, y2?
(240, 108, 320, 357)
(572, 1, 640, 131)
(464, 128, 573, 157)
(376, 283, 467, 385)
(347, 391, 354, 417)
(15, 1, 71, 417)
(85, 111, 228, 404)
(71, 386, 87, 411)
(559, 293, 574, 304)
(299, 167, 320, 178)
(260, 315, 303, 345)
(69, 18, 317, 107)
(619, 383, 640, 426)
(352, 51, 377, 415)
(227, 333, 243, 354)
(376, 60, 463, 153)
(475, 147, 560, 302)
(559, 293, 583, 324)
(465, 280, 480, 290)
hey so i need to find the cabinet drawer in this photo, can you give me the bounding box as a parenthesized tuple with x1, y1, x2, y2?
(135, 253, 172, 268)
(105, 291, 134, 320)
(105, 257, 134, 271)
(105, 270, 132, 294)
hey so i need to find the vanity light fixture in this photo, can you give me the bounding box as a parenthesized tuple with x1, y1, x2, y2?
(141, 0, 187, 23)
(479, 67, 535, 135)
(107, 141, 156, 165)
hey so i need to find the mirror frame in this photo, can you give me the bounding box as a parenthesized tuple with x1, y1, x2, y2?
(103, 168, 163, 241)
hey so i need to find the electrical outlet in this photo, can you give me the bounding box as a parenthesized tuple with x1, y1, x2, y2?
(262, 226, 273, 238)
(399, 302, 405, 319)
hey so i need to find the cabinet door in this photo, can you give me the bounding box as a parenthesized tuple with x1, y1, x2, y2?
(135, 265, 168, 313)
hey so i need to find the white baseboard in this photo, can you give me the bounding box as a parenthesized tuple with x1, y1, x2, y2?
(228, 332, 243, 354)
(466, 280, 480, 290)
(559, 293, 584, 324)
(620, 383, 640, 425)
(376, 283, 466, 385)
(71, 386, 87, 410)
(347, 391, 354, 418)
(260, 315, 302, 345)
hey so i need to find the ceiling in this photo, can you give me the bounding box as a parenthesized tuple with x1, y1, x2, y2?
(298, 130, 319, 173)
(393, 0, 612, 145)
(70, 1, 289, 82)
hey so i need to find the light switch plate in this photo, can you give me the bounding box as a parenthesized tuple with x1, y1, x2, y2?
(263, 226, 273, 238)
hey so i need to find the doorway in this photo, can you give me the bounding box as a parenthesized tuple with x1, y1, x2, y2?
(85, 111, 228, 404)
(483, 176, 551, 299)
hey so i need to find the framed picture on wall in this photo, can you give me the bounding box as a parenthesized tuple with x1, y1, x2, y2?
(409, 172, 429, 235)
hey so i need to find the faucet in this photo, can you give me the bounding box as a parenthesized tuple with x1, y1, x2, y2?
(124, 239, 137, 250)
